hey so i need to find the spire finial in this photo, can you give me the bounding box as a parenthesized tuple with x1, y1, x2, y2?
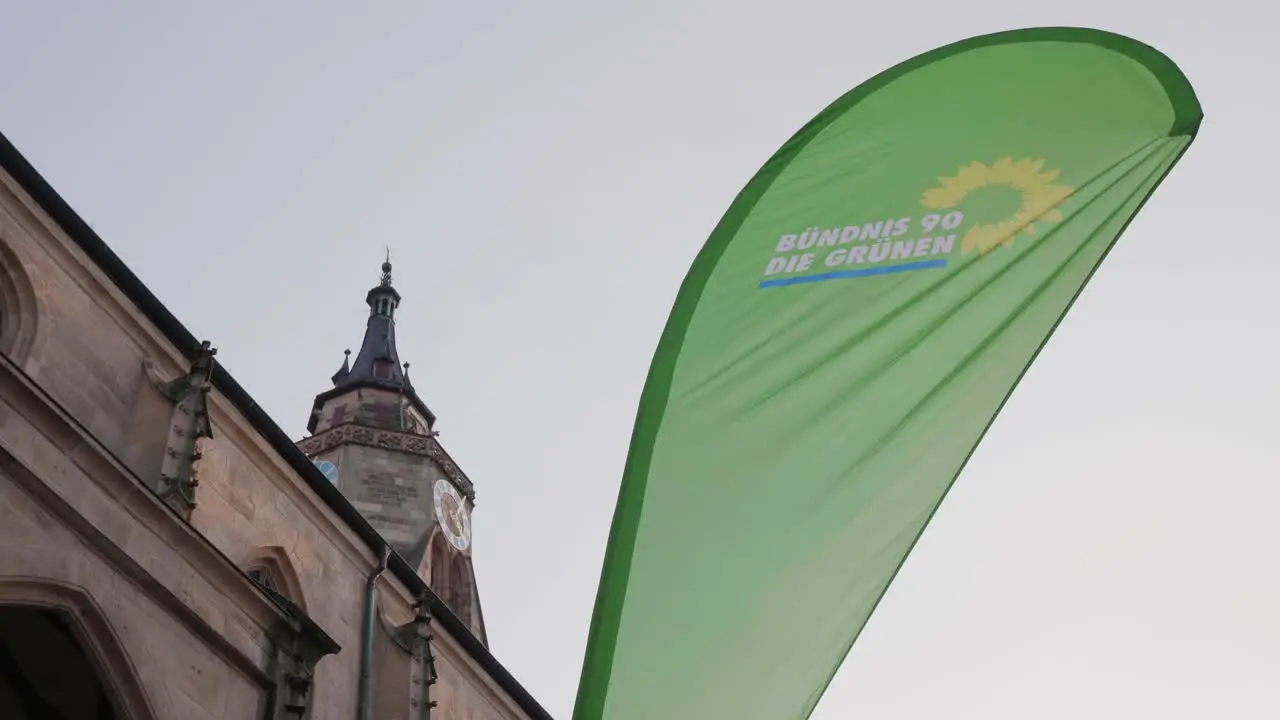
(330, 348, 353, 386)
(380, 249, 393, 287)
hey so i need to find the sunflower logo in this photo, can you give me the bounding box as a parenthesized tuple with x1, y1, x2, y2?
(921, 157, 1073, 255)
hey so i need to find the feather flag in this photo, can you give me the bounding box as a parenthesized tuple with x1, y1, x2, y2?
(575, 28, 1202, 720)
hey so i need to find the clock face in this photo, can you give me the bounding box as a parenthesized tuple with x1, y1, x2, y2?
(313, 460, 339, 483)
(433, 479, 471, 551)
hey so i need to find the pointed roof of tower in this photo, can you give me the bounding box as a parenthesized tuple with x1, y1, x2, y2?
(307, 257, 436, 433)
(337, 259, 411, 390)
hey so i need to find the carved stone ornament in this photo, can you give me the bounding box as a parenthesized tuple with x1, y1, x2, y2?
(143, 340, 218, 518)
(395, 593, 439, 716)
(297, 423, 475, 499)
(264, 586, 340, 719)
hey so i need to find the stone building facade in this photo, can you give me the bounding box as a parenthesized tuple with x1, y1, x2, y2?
(0, 129, 554, 720)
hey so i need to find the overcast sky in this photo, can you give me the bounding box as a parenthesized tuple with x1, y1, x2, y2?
(1, 2, 1276, 718)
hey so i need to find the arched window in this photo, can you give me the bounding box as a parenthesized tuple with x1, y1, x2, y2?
(242, 547, 307, 611)
(0, 579, 160, 720)
(447, 554, 472, 623)
(428, 533, 450, 598)
(0, 239, 39, 365)
(426, 533, 475, 623)
(246, 567, 280, 594)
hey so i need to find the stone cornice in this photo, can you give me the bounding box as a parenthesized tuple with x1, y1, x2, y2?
(296, 423, 475, 500)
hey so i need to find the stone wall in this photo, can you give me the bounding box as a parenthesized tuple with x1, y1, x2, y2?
(338, 442, 442, 555)
(0, 358, 273, 719)
(0, 469, 265, 718)
(376, 594, 527, 720)
(431, 631, 531, 720)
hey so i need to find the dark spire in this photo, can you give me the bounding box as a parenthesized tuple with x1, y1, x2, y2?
(330, 349, 351, 385)
(306, 256, 437, 434)
(342, 258, 409, 390)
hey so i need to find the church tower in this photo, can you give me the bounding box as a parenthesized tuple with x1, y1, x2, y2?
(296, 259, 487, 644)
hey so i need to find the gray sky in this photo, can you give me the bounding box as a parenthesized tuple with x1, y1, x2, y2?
(2, 2, 1275, 717)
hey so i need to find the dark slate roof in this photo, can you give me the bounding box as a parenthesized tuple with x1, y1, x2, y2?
(307, 265, 437, 434)
(0, 130, 554, 720)
(340, 302, 408, 390)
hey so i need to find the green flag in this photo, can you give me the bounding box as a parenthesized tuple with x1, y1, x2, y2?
(575, 27, 1201, 720)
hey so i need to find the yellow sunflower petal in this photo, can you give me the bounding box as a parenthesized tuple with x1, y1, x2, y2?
(920, 188, 959, 209)
(1036, 169, 1061, 184)
(961, 225, 989, 254)
(1007, 158, 1043, 189)
(991, 157, 1016, 183)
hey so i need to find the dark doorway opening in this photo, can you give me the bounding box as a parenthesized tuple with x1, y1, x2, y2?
(0, 607, 121, 720)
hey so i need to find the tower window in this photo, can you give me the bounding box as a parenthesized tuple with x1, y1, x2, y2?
(373, 359, 393, 380)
